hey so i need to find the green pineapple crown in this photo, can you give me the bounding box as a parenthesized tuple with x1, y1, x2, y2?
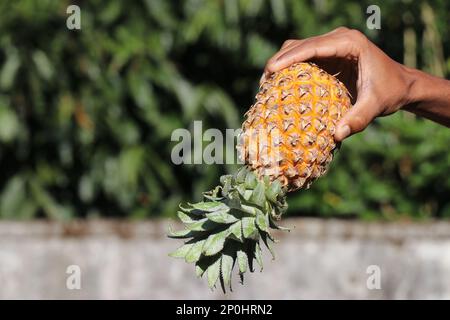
(168, 166, 290, 293)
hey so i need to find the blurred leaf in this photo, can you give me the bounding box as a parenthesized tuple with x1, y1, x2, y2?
(0, 103, 20, 142)
(0, 48, 20, 90)
(32, 50, 53, 81)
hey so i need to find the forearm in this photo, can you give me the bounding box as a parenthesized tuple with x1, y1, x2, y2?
(403, 67, 450, 126)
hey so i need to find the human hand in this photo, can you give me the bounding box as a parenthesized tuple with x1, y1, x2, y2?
(264, 27, 418, 141)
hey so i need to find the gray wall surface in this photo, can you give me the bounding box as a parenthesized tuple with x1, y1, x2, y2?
(0, 219, 449, 299)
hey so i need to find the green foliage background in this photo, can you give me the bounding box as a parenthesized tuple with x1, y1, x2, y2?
(0, 0, 449, 220)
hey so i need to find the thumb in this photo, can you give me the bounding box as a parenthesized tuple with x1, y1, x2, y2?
(334, 95, 378, 142)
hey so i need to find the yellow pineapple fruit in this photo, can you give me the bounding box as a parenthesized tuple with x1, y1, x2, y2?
(239, 62, 351, 191)
(169, 62, 351, 292)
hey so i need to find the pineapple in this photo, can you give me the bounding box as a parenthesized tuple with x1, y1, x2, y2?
(168, 62, 351, 292)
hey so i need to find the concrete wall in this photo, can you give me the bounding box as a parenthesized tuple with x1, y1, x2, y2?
(0, 219, 449, 299)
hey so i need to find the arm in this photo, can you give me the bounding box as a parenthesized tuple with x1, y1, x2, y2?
(264, 27, 450, 141)
(402, 68, 450, 127)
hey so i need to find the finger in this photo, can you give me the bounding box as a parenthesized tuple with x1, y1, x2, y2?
(329, 26, 350, 34)
(267, 35, 359, 73)
(280, 39, 296, 49)
(265, 27, 354, 73)
(264, 41, 304, 75)
(334, 95, 378, 141)
(259, 72, 266, 85)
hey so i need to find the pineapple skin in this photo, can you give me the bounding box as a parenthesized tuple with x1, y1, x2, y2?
(238, 62, 351, 191)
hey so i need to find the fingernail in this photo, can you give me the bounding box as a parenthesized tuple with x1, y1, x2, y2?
(259, 73, 266, 84)
(337, 124, 351, 140)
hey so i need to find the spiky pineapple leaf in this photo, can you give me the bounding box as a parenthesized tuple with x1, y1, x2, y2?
(207, 257, 221, 289)
(224, 200, 241, 214)
(235, 184, 246, 198)
(237, 250, 248, 274)
(203, 192, 224, 201)
(195, 264, 205, 278)
(203, 229, 229, 256)
(250, 181, 265, 207)
(254, 242, 263, 271)
(185, 218, 219, 231)
(243, 190, 253, 201)
(242, 217, 258, 240)
(169, 167, 291, 291)
(261, 232, 276, 260)
(177, 211, 198, 224)
(195, 255, 216, 278)
(269, 216, 291, 231)
(265, 180, 282, 202)
(245, 241, 255, 272)
(169, 243, 195, 259)
(203, 186, 223, 201)
(228, 220, 243, 242)
(205, 208, 237, 224)
(179, 204, 194, 212)
(220, 174, 233, 185)
(185, 239, 205, 263)
(240, 203, 265, 216)
(221, 251, 234, 292)
(255, 212, 269, 232)
(167, 225, 198, 239)
(244, 171, 257, 188)
(239, 273, 244, 284)
(220, 175, 233, 195)
(235, 167, 247, 183)
(190, 201, 227, 212)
